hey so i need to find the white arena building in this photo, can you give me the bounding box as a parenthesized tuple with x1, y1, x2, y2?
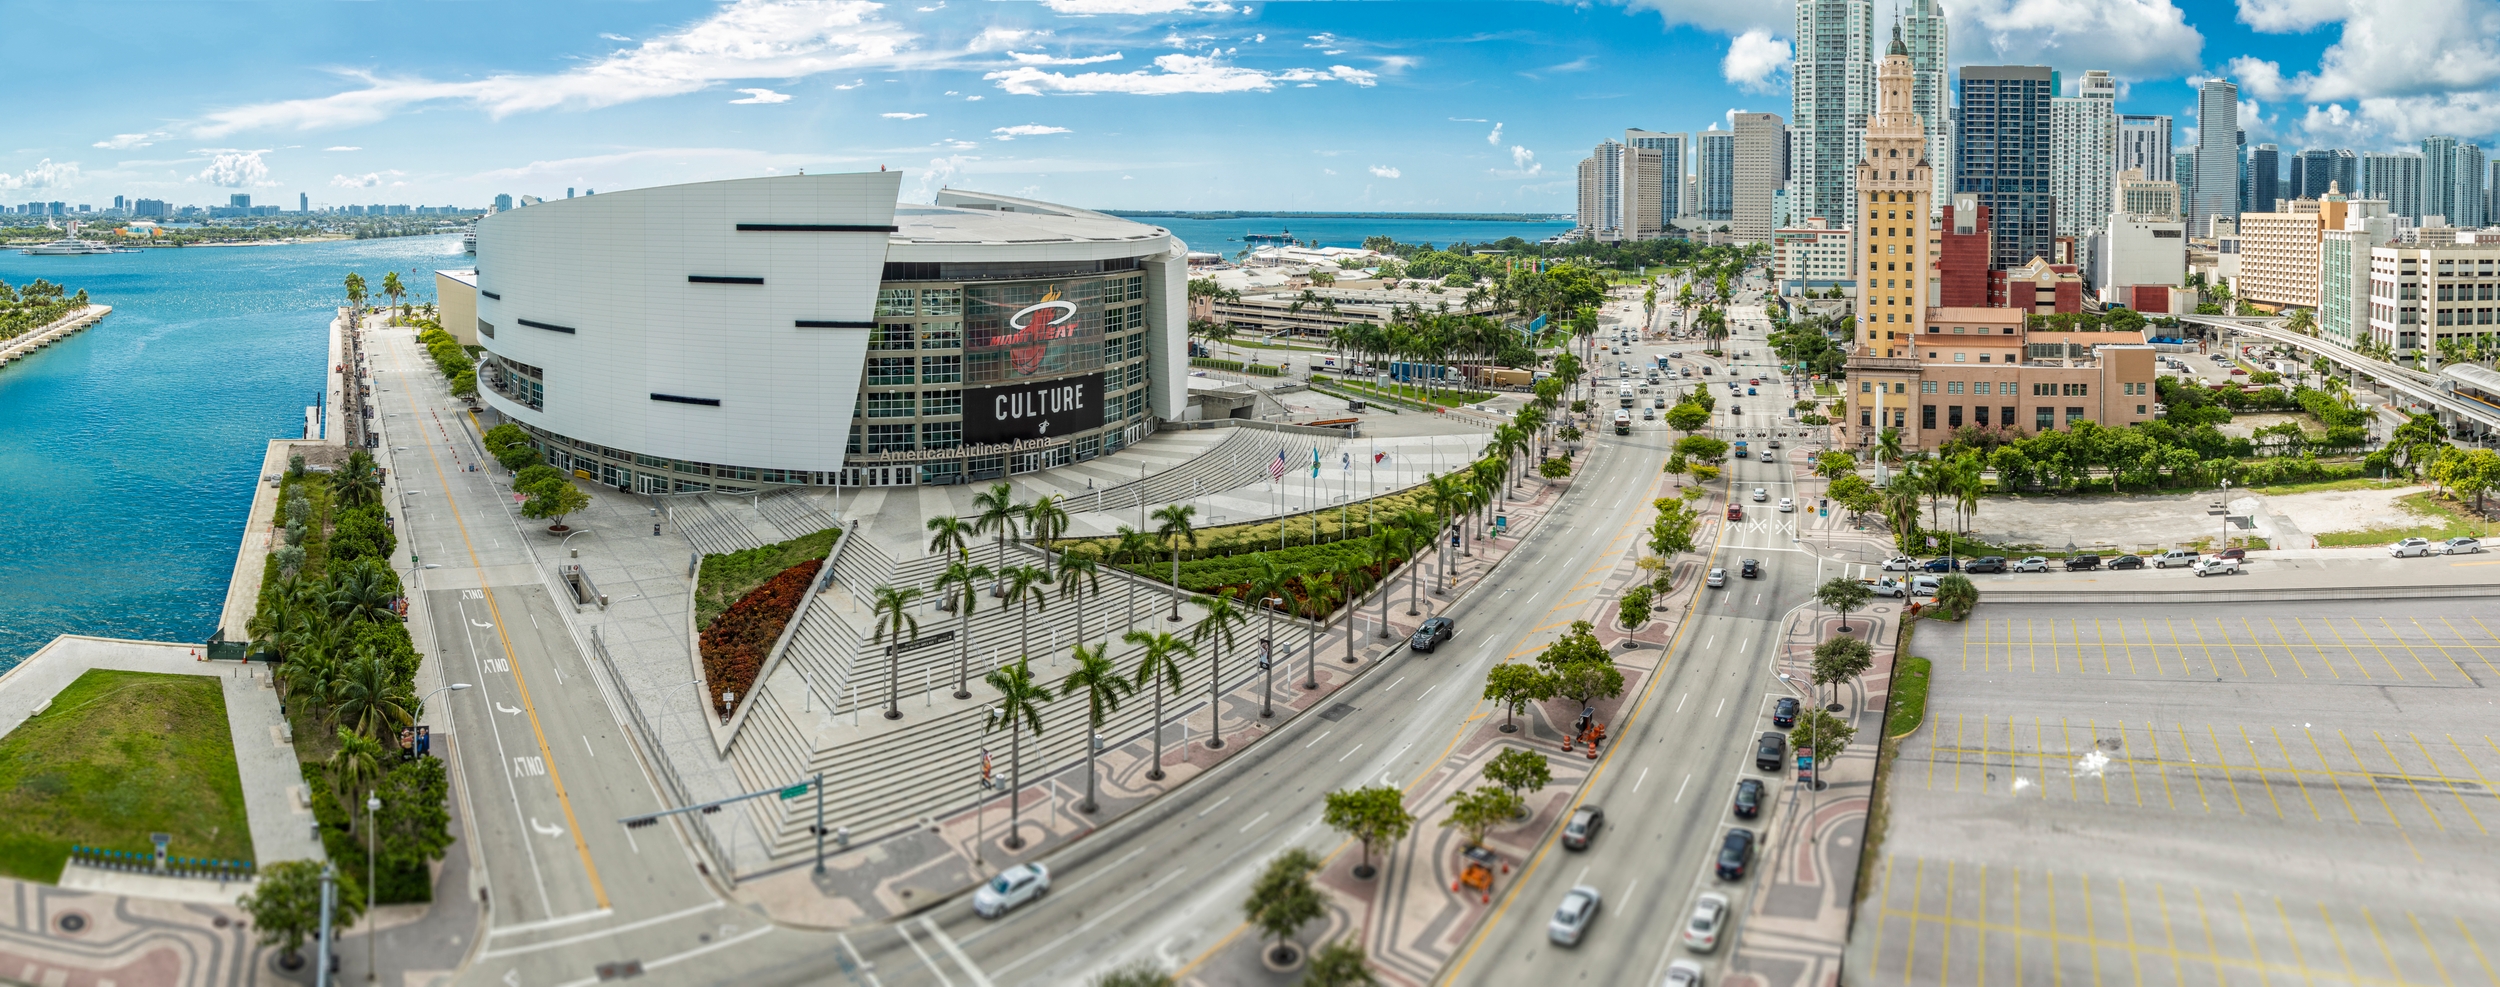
(453, 172, 1187, 491)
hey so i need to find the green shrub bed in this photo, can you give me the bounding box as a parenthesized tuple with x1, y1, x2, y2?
(698, 559, 821, 717)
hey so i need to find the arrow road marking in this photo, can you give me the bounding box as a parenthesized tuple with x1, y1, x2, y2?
(531, 817, 564, 838)
(471, 619, 495, 628)
(497, 702, 523, 715)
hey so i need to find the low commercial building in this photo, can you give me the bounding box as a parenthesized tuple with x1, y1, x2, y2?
(459, 172, 1186, 492)
(1839, 307, 2158, 453)
(2367, 241, 2500, 356)
(434, 269, 479, 346)
(2320, 191, 2396, 346)
(1987, 257, 2084, 313)
(1773, 218, 1855, 294)
(2096, 208, 2186, 309)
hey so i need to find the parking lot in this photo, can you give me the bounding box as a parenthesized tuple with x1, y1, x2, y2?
(1856, 599, 2500, 985)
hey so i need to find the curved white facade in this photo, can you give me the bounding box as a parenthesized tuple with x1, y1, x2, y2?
(473, 174, 1186, 490)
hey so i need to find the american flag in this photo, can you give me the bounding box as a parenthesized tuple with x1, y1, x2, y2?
(1270, 450, 1288, 480)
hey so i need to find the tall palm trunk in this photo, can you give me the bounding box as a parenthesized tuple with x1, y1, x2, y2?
(1082, 715, 1100, 812)
(1148, 675, 1168, 781)
(884, 645, 902, 719)
(1206, 645, 1224, 748)
(1303, 611, 1319, 688)
(1006, 719, 1025, 848)
(954, 605, 973, 699)
(1168, 549, 1183, 620)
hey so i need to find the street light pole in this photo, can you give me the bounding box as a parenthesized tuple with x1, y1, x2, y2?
(365, 794, 379, 983)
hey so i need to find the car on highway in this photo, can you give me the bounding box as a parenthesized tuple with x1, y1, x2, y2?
(1740, 558, 1761, 579)
(973, 862, 1051, 918)
(1772, 696, 1800, 728)
(2011, 556, 2050, 573)
(2192, 557, 2243, 577)
(2108, 554, 2146, 570)
(1560, 806, 1606, 850)
(1752, 487, 1769, 502)
(2065, 554, 2102, 571)
(1703, 366, 1713, 375)
(1729, 405, 1742, 416)
(2213, 547, 2247, 562)
(2443, 536, 2485, 555)
(1707, 567, 1728, 588)
(2152, 548, 2200, 568)
(1881, 556, 1920, 571)
(1767, 438, 1782, 449)
(1778, 497, 1794, 513)
(1643, 407, 1657, 420)
(1726, 505, 1743, 521)
(2228, 368, 2249, 375)
(1714, 829, 1757, 880)
(1547, 886, 1603, 946)
(1964, 556, 2007, 573)
(1663, 958, 1706, 987)
(1919, 556, 1961, 572)
(2391, 537, 2436, 557)
(1755, 731, 1787, 770)
(1732, 778, 1765, 819)
(1682, 893, 1731, 952)
(1410, 616, 1455, 653)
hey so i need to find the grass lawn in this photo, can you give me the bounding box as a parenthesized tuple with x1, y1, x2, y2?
(2243, 477, 2411, 496)
(0, 670, 252, 883)
(1885, 656, 1932, 739)
(696, 527, 841, 629)
(2315, 491, 2491, 547)
(1327, 376, 1496, 407)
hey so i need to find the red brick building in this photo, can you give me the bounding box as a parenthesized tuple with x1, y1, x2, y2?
(1940, 193, 1992, 308)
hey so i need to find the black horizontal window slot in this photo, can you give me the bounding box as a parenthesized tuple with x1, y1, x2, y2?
(735, 223, 899, 233)
(479, 290, 501, 300)
(650, 393, 721, 407)
(688, 275, 765, 285)
(795, 320, 876, 329)
(517, 318, 576, 334)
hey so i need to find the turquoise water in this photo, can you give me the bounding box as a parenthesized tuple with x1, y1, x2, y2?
(0, 236, 464, 667)
(1133, 215, 1576, 257)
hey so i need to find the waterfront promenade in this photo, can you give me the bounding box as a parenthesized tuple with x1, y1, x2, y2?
(0, 304, 110, 368)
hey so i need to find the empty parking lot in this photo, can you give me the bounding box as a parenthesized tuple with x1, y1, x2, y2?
(1853, 600, 2500, 986)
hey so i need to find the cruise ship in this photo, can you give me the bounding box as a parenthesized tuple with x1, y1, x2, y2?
(20, 238, 131, 256)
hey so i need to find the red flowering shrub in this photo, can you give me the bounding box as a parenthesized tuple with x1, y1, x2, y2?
(699, 559, 822, 717)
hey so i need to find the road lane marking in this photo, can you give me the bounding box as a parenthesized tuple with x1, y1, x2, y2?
(1196, 796, 1231, 819)
(486, 907, 615, 939)
(1633, 767, 1648, 793)
(990, 867, 1191, 977)
(1239, 811, 1271, 833)
(921, 917, 998, 987)
(480, 901, 723, 958)
(549, 923, 775, 987)
(1674, 774, 1690, 802)
(1305, 730, 1331, 749)
(892, 921, 957, 987)
(1339, 743, 1364, 763)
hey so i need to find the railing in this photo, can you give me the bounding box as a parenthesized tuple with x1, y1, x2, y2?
(591, 625, 733, 879)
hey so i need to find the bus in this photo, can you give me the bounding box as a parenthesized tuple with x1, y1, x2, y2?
(1614, 409, 1633, 435)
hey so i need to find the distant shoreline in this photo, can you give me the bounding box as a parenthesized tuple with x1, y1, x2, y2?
(1099, 210, 1570, 223)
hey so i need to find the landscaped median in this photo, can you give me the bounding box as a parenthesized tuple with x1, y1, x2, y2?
(1189, 356, 1282, 376)
(694, 528, 840, 718)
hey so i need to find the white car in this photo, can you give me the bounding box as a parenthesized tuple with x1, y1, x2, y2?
(2391, 537, 2436, 558)
(2011, 556, 2050, 573)
(971, 862, 1050, 918)
(2441, 536, 2485, 555)
(1881, 556, 1919, 572)
(1751, 487, 1769, 502)
(1707, 567, 1728, 588)
(1547, 885, 1603, 946)
(2191, 557, 2242, 577)
(1777, 497, 1794, 513)
(1682, 892, 1731, 952)
(1663, 959, 1706, 987)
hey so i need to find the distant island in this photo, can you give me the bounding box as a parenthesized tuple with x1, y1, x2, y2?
(1100, 210, 1570, 222)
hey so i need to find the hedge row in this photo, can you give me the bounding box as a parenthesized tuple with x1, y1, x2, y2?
(1190, 357, 1282, 377)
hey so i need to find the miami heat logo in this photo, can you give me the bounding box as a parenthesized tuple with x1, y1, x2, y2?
(1002, 285, 1078, 375)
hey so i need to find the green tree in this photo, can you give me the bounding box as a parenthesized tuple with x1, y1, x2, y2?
(1665, 402, 1711, 433)
(1481, 747, 1552, 803)
(330, 450, 381, 509)
(984, 655, 1049, 849)
(1090, 961, 1175, 987)
(1002, 564, 1053, 661)
(1548, 658, 1626, 710)
(871, 584, 924, 720)
(1812, 450, 1857, 480)
(379, 271, 406, 323)
(326, 728, 386, 834)
(1302, 938, 1380, 987)
(1321, 785, 1415, 879)
(373, 757, 454, 879)
(239, 860, 364, 967)
(1482, 662, 1550, 733)
(1190, 589, 1249, 748)
(1026, 495, 1071, 551)
(1152, 504, 1199, 620)
(518, 472, 591, 531)
(1060, 642, 1134, 813)
(344, 271, 367, 311)
(1532, 620, 1610, 672)
(935, 560, 992, 699)
(971, 482, 1027, 587)
(1123, 629, 1196, 781)
(1794, 707, 1857, 770)
(1931, 572, 1979, 621)
(1649, 497, 1702, 556)
(1538, 457, 1572, 479)
(1675, 435, 1729, 461)
(1439, 785, 1524, 848)
(1811, 636, 1875, 709)
(1828, 472, 1882, 517)
(1816, 577, 1873, 632)
(1243, 848, 1328, 966)
(331, 652, 414, 741)
(925, 514, 975, 560)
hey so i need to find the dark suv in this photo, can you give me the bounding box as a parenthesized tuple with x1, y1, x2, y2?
(1740, 558, 1761, 579)
(1964, 556, 2008, 574)
(2064, 554, 2103, 571)
(1410, 617, 1454, 653)
(1755, 732, 1787, 771)
(1715, 828, 1757, 880)
(1732, 778, 1765, 818)
(1772, 696, 1800, 728)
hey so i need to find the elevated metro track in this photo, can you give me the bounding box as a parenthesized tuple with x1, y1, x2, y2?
(2175, 313, 2500, 439)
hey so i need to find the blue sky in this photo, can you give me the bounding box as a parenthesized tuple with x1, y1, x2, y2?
(1, 0, 2487, 213)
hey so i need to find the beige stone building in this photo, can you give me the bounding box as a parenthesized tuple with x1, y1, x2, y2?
(1837, 309, 2161, 453)
(2234, 195, 2346, 311)
(1849, 27, 1938, 360)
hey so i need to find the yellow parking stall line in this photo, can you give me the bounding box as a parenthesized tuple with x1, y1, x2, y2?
(2203, 724, 2249, 816)
(2039, 718, 2057, 801)
(2403, 912, 2458, 987)
(2118, 878, 2147, 987)
(1942, 713, 1961, 791)
(2267, 616, 2316, 678)
(2014, 868, 2028, 980)
(2318, 902, 2366, 984)
(1903, 856, 1928, 985)
(2268, 726, 2325, 821)
(2178, 724, 2215, 812)
(2106, 619, 2136, 676)
(2081, 617, 2108, 676)
(2029, 616, 2040, 674)
(2117, 722, 2144, 807)
(2266, 894, 2320, 985)
(1939, 861, 1958, 986)
(2145, 722, 2179, 811)
(2046, 871, 2067, 987)
(2301, 727, 2371, 825)
(2329, 616, 2401, 680)
(1976, 864, 1991, 987)
(2452, 916, 2498, 985)
(2239, 725, 2287, 819)
(2082, 874, 2106, 987)
(2378, 616, 2442, 681)
(2241, 617, 2282, 677)
(2287, 616, 2344, 680)
(2411, 617, 2474, 679)
(2341, 728, 2431, 832)
(2229, 891, 2280, 985)
(2364, 730, 2447, 833)
(2357, 908, 2421, 987)
(2401, 733, 2484, 834)
(2084, 719, 2111, 804)
(2154, 884, 2197, 987)
(1878, 899, 2421, 987)
(2443, 734, 2500, 823)
(1872, 855, 1898, 976)
(1964, 617, 1973, 672)
(2188, 618, 2223, 678)
(2063, 718, 2084, 801)
(2213, 618, 2251, 678)
(2454, 617, 2500, 675)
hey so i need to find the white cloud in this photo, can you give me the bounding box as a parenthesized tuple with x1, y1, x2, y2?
(325, 146, 362, 152)
(1323, 168, 1337, 175)
(1041, 0, 1235, 13)
(883, 111, 929, 119)
(600, 32, 634, 41)
(968, 26, 1042, 52)
(966, 95, 984, 100)
(2237, 0, 2352, 32)
(1005, 51, 1126, 66)
(1511, 146, 1537, 172)
(1622, 0, 1791, 37)
(195, 0, 918, 137)
(1369, 164, 1400, 178)
(1449, 116, 1486, 123)
(2227, 57, 2294, 101)
(1722, 29, 1790, 92)
(835, 79, 866, 90)
(915, 154, 976, 201)
(2212, 1, 2500, 146)
(1950, 0, 2204, 79)
(0, 159, 80, 190)
(331, 172, 390, 189)
(192, 150, 271, 187)
(988, 52, 1274, 95)
(92, 133, 160, 150)
(918, 1, 946, 9)
(992, 124, 1073, 140)
(1486, 122, 1503, 145)
(1278, 64, 1377, 87)
(731, 87, 794, 103)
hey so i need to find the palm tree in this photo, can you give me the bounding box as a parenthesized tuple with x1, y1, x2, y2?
(1123, 630, 1196, 782)
(1025, 496, 1070, 552)
(1151, 504, 1198, 621)
(1246, 556, 1298, 718)
(343, 272, 367, 314)
(1337, 567, 1376, 664)
(971, 483, 1026, 592)
(331, 450, 381, 509)
(1003, 564, 1053, 660)
(984, 655, 1049, 850)
(1060, 643, 1133, 813)
(934, 561, 993, 699)
(1054, 554, 1101, 651)
(279, 642, 341, 718)
(379, 272, 405, 325)
(331, 652, 413, 741)
(1115, 526, 1158, 628)
(1876, 427, 1906, 466)
(871, 584, 924, 720)
(326, 560, 399, 625)
(326, 728, 385, 834)
(925, 515, 974, 560)
(1387, 511, 1433, 616)
(1295, 571, 1338, 690)
(1189, 589, 1248, 749)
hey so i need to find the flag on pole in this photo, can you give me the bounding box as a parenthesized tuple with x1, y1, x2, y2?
(1311, 448, 1322, 478)
(1341, 452, 1351, 471)
(980, 747, 992, 784)
(1270, 450, 1288, 480)
(1374, 451, 1389, 465)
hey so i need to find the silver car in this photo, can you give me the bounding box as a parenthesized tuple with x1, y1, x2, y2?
(1547, 885, 1603, 946)
(971, 862, 1050, 918)
(1663, 959, 1706, 987)
(1682, 892, 1731, 952)
(2011, 556, 2050, 573)
(2391, 537, 2436, 558)
(1707, 567, 1728, 588)
(2442, 536, 2485, 555)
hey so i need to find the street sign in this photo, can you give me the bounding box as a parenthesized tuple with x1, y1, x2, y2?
(779, 783, 811, 800)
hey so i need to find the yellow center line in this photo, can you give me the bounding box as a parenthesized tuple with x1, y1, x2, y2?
(386, 339, 609, 908)
(1545, 598, 1591, 611)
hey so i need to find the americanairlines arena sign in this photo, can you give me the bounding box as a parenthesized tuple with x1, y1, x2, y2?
(964, 373, 1106, 444)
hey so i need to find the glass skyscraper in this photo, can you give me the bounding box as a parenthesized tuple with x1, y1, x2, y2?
(1954, 65, 2055, 268)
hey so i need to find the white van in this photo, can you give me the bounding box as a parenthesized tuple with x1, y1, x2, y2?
(1619, 384, 1637, 408)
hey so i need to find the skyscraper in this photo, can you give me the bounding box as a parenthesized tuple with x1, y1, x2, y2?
(229, 193, 251, 209)
(2422, 135, 2459, 223)
(1792, 0, 1876, 231)
(1698, 129, 1737, 223)
(493, 193, 514, 212)
(2245, 143, 2280, 212)
(2361, 152, 2424, 221)
(1955, 64, 2056, 268)
(2175, 151, 2196, 194)
(1621, 140, 1666, 239)
(299, 192, 309, 213)
(2453, 143, 2485, 228)
(1625, 130, 1688, 230)
(2050, 69, 2118, 239)
(2190, 78, 2240, 237)
(1902, 0, 1950, 204)
(1850, 24, 1936, 360)
(2291, 149, 2358, 201)
(1732, 112, 1790, 240)
(2119, 115, 2173, 182)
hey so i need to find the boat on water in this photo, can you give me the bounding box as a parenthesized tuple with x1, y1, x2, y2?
(19, 238, 133, 256)
(462, 228, 476, 254)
